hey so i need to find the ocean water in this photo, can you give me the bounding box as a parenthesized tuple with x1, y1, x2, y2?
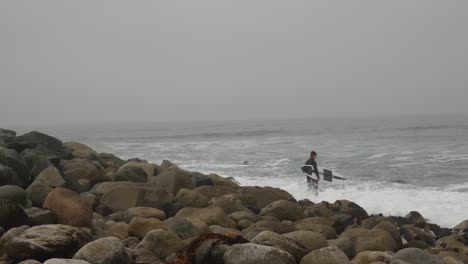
(23, 115, 468, 228)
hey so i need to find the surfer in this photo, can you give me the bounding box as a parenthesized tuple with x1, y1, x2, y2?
(303, 151, 320, 184)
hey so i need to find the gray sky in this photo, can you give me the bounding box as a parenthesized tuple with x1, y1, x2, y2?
(1, 1, 467, 126)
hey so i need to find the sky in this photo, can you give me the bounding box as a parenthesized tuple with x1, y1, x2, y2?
(1, 1, 468, 126)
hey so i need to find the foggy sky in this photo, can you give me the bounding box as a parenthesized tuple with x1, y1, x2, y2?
(1, 1, 468, 126)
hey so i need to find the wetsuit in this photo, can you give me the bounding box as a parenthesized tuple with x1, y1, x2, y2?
(304, 158, 320, 183)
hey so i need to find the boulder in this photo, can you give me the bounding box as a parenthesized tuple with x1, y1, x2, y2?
(338, 228, 398, 256)
(125, 206, 166, 222)
(210, 195, 251, 214)
(294, 222, 338, 239)
(441, 256, 464, 264)
(0, 225, 29, 257)
(0, 147, 29, 188)
(373, 221, 403, 248)
(113, 166, 147, 182)
(259, 200, 304, 221)
(97, 185, 175, 216)
(0, 129, 16, 143)
(242, 220, 297, 240)
(405, 211, 426, 227)
(207, 173, 240, 189)
(29, 157, 54, 182)
(104, 221, 129, 239)
(333, 200, 368, 220)
(251, 231, 309, 262)
(128, 217, 169, 239)
(304, 202, 335, 218)
(400, 224, 435, 246)
(192, 172, 214, 187)
(20, 145, 60, 173)
(151, 168, 195, 195)
(176, 188, 209, 208)
(61, 158, 107, 185)
(25, 207, 56, 226)
(390, 247, 443, 264)
(164, 216, 202, 239)
(223, 243, 296, 264)
(0, 199, 28, 230)
(26, 181, 53, 207)
(176, 207, 236, 228)
(0, 164, 19, 186)
(7, 131, 66, 155)
(297, 217, 334, 227)
(43, 187, 93, 228)
(63, 142, 98, 160)
(192, 185, 239, 200)
(73, 237, 132, 264)
(4, 224, 92, 261)
(0, 185, 27, 206)
(136, 229, 184, 260)
(436, 234, 468, 255)
(17, 260, 42, 264)
(34, 166, 65, 187)
(351, 251, 393, 264)
(238, 186, 292, 209)
(283, 230, 329, 251)
(301, 246, 350, 264)
(119, 161, 154, 178)
(210, 225, 242, 236)
(229, 210, 260, 223)
(44, 259, 91, 264)
(453, 220, 468, 234)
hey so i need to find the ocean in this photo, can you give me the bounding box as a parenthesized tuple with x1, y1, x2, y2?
(18, 114, 468, 228)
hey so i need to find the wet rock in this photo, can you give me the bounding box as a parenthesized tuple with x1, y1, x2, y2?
(259, 200, 305, 221)
(0, 199, 28, 230)
(4, 224, 92, 261)
(304, 202, 335, 218)
(0, 185, 27, 206)
(238, 186, 292, 209)
(390, 247, 443, 264)
(136, 229, 184, 260)
(207, 173, 240, 189)
(351, 251, 393, 264)
(373, 221, 403, 248)
(176, 188, 209, 208)
(125, 206, 166, 223)
(191, 185, 238, 200)
(229, 210, 260, 223)
(242, 220, 297, 240)
(176, 206, 236, 228)
(400, 224, 435, 246)
(113, 166, 147, 182)
(331, 213, 355, 234)
(164, 216, 202, 239)
(17, 260, 42, 264)
(436, 234, 468, 255)
(283, 230, 329, 251)
(73, 237, 132, 264)
(25, 207, 56, 226)
(128, 217, 169, 239)
(7, 131, 66, 155)
(0, 129, 16, 143)
(0, 147, 29, 188)
(0, 225, 29, 257)
(453, 220, 468, 235)
(251, 231, 309, 262)
(151, 168, 195, 195)
(300, 246, 350, 264)
(209, 225, 242, 236)
(223, 243, 295, 264)
(294, 222, 338, 239)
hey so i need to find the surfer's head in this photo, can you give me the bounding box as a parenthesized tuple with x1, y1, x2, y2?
(310, 151, 317, 160)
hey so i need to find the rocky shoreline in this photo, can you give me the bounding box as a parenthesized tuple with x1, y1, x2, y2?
(0, 128, 467, 264)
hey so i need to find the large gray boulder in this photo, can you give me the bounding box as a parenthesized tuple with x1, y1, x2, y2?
(128, 217, 169, 239)
(125, 206, 166, 223)
(0, 129, 16, 143)
(151, 168, 195, 195)
(0, 164, 19, 186)
(73, 237, 132, 264)
(44, 259, 91, 264)
(176, 206, 237, 228)
(251, 231, 309, 262)
(238, 186, 292, 210)
(0, 147, 29, 188)
(164, 216, 202, 239)
(283, 230, 329, 251)
(4, 224, 93, 261)
(25, 207, 56, 226)
(300, 246, 350, 264)
(113, 166, 147, 183)
(176, 188, 209, 208)
(61, 158, 107, 186)
(7, 131, 65, 154)
(390, 248, 443, 264)
(223, 243, 296, 264)
(0, 199, 28, 230)
(63, 142, 98, 160)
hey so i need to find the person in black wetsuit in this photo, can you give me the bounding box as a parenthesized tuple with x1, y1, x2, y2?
(303, 151, 320, 184)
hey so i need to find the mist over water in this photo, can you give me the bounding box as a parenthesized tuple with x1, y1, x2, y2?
(21, 114, 468, 227)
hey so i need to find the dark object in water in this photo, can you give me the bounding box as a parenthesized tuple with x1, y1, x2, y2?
(242, 161, 249, 165)
(168, 233, 248, 264)
(391, 179, 408, 184)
